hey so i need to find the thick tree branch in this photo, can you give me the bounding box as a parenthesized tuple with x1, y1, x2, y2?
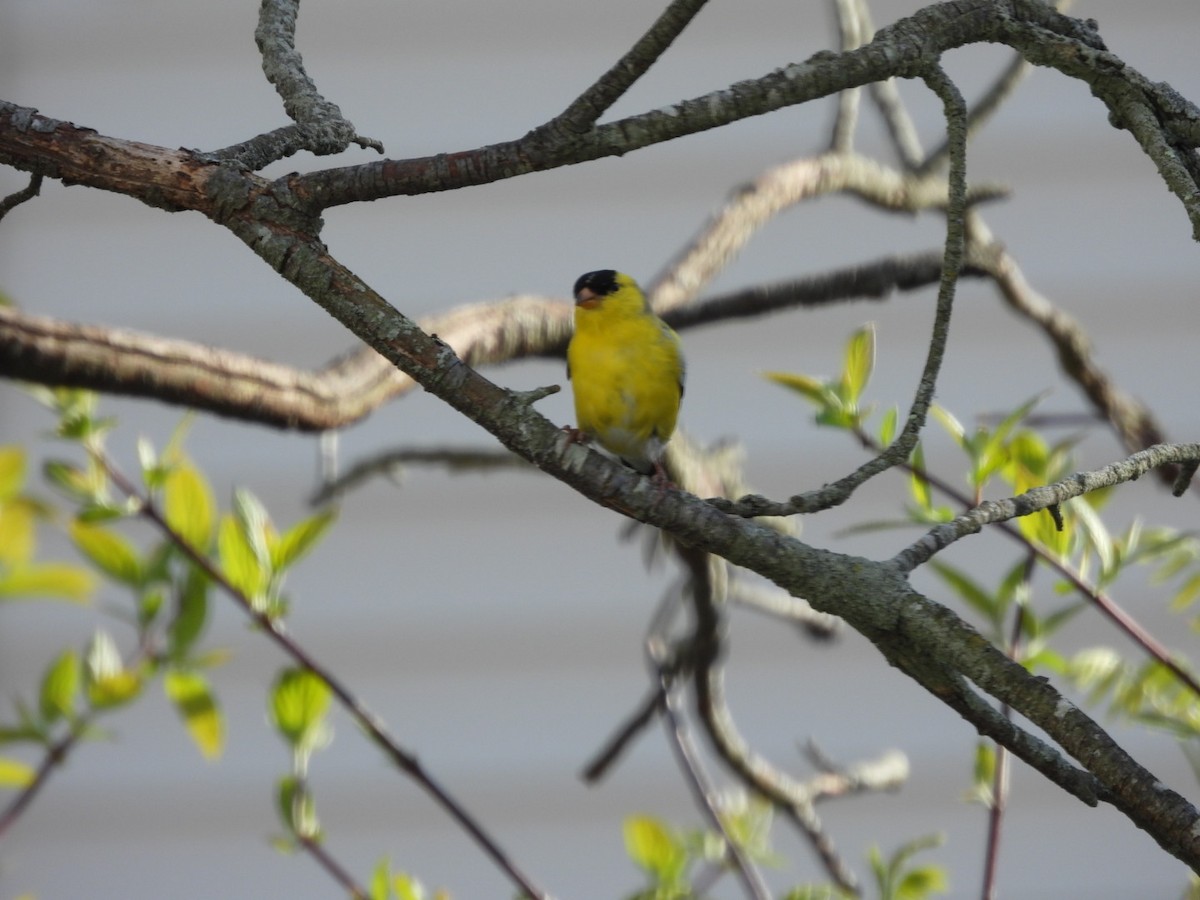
(3, 3, 1195, 233)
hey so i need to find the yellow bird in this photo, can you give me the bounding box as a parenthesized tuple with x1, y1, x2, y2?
(566, 270, 685, 481)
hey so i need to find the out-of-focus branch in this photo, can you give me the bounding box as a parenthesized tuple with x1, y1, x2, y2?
(828, 0, 871, 152)
(656, 665, 772, 900)
(966, 215, 1173, 470)
(0, 251, 986, 431)
(0, 172, 42, 222)
(0, 298, 569, 432)
(647, 151, 1003, 313)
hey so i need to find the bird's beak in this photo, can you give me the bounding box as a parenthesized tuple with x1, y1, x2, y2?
(575, 288, 600, 309)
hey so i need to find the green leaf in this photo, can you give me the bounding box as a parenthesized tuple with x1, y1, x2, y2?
(39, 648, 80, 723)
(271, 509, 336, 572)
(931, 561, 1001, 632)
(0, 499, 36, 565)
(840, 323, 875, 404)
(929, 405, 964, 446)
(164, 668, 224, 760)
(168, 566, 210, 659)
(0, 562, 95, 603)
(0, 756, 35, 788)
(70, 520, 142, 586)
(276, 774, 320, 840)
(218, 513, 266, 603)
(370, 858, 392, 900)
(162, 413, 196, 467)
(897, 866, 949, 899)
(164, 463, 216, 551)
(392, 872, 427, 900)
(75, 502, 128, 523)
(964, 741, 995, 808)
(877, 406, 898, 447)
(84, 630, 142, 709)
(0, 446, 26, 501)
(763, 370, 829, 405)
(44, 459, 99, 503)
(270, 668, 331, 751)
(908, 444, 932, 513)
(623, 814, 687, 886)
(233, 488, 273, 571)
(373, 861, 428, 900)
(717, 793, 780, 866)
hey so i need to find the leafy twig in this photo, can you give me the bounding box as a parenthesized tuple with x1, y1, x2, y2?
(93, 452, 550, 900)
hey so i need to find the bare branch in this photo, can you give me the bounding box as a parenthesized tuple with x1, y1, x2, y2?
(648, 151, 1000, 313)
(656, 668, 772, 900)
(716, 64, 970, 518)
(728, 581, 841, 637)
(283, 0, 1188, 219)
(919, 52, 1032, 175)
(0, 172, 42, 222)
(309, 445, 535, 506)
(226, 0, 383, 166)
(581, 684, 667, 784)
(966, 216, 1174, 469)
(0, 250, 985, 434)
(828, 0, 871, 152)
(0, 297, 569, 432)
(894, 442, 1200, 572)
(536, 0, 711, 136)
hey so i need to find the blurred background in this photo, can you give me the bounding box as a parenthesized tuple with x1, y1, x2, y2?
(2, 0, 1199, 896)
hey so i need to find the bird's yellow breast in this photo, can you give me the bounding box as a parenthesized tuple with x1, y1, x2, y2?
(567, 276, 684, 472)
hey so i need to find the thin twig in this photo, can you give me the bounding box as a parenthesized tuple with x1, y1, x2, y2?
(542, 0, 711, 134)
(298, 833, 370, 900)
(656, 669, 771, 900)
(829, 0, 868, 152)
(0, 172, 42, 222)
(717, 64, 969, 518)
(581, 684, 667, 783)
(206, 0, 381, 167)
(966, 216, 1176, 482)
(672, 542, 863, 894)
(981, 554, 1032, 900)
(894, 442, 1200, 571)
(310, 445, 534, 505)
(0, 728, 80, 840)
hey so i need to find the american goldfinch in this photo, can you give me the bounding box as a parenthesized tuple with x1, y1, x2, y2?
(566, 270, 685, 481)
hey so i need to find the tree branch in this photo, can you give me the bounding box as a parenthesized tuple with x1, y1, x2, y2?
(208, 0, 385, 168)
(535, 0, 712, 136)
(715, 64, 970, 518)
(0, 252, 985, 431)
(894, 442, 1200, 572)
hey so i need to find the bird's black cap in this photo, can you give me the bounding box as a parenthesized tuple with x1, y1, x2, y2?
(573, 269, 620, 299)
